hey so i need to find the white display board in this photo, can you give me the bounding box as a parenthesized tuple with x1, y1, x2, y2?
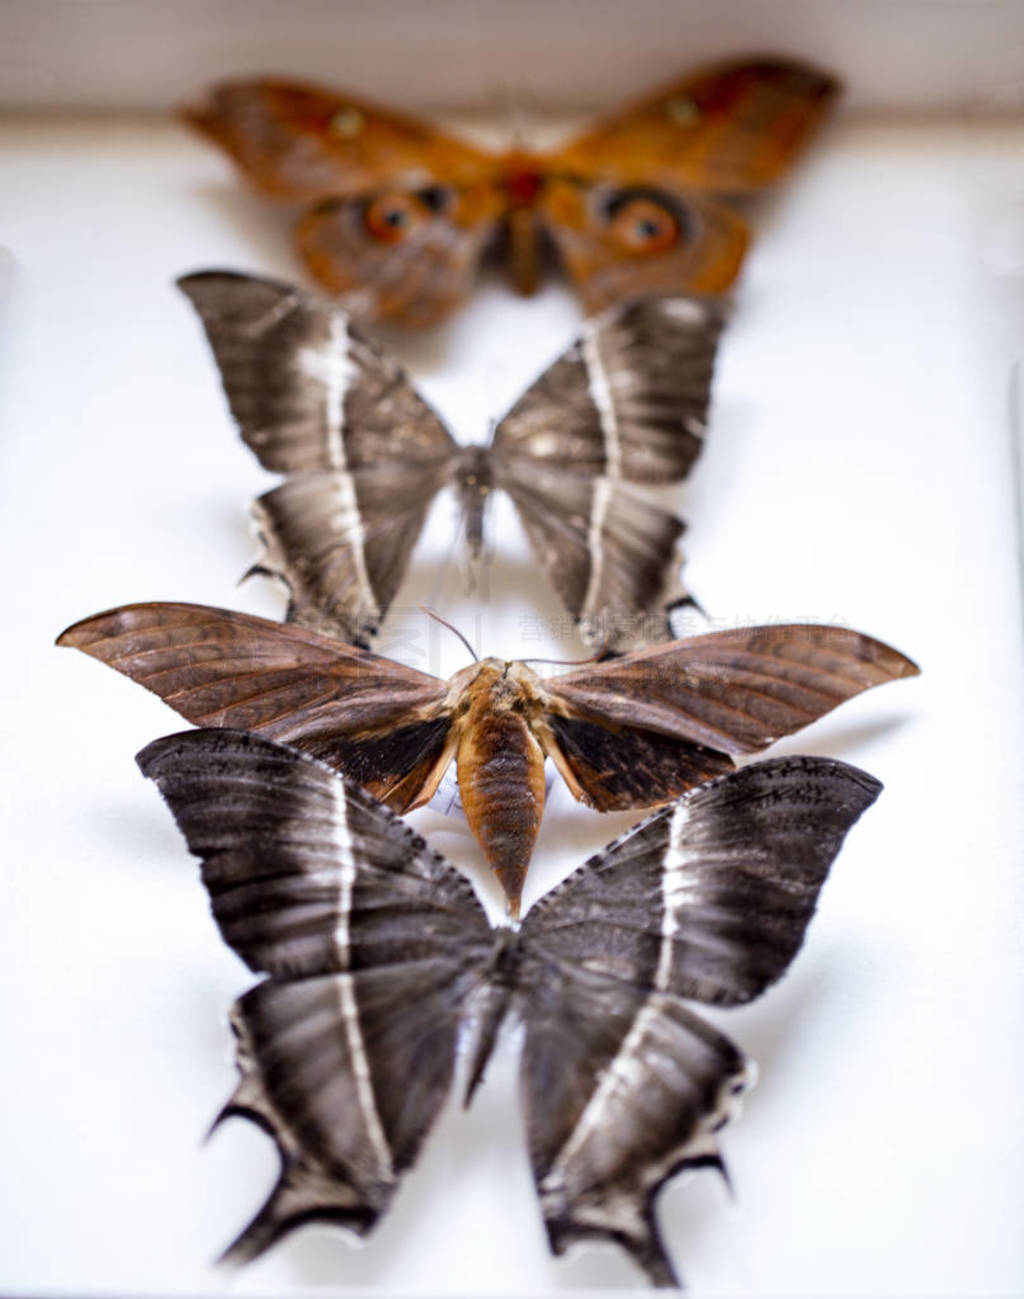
(1, 37, 1023, 1299)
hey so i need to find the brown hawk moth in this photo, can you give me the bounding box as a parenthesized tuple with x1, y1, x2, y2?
(58, 601, 919, 916)
(138, 727, 882, 1287)
(178, 268, 726, 653)
(183, 58, 838, 326)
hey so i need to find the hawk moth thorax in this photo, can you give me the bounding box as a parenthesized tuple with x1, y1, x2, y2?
(449, 658, 552, 914)
(498, 151, 548, 295)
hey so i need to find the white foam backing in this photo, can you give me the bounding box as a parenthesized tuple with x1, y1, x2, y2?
(1, 102, 1022, 1296)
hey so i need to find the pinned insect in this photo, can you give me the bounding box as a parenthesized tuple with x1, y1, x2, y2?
(139, 729, 881, 1286)
(179, 270, 725, 652)
(59, 602, 918, 914)
(185, 57, 838, 325)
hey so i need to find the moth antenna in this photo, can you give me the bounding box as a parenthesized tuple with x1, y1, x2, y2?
(522, 622, 618, 668)
(520, 651, 600, 667)
(420, 606, 479, 662)
(521, 629, 614, 668)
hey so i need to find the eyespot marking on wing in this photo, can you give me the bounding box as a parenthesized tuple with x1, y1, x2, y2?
(603, 188, 694, 257)
(362, 189, 452, 244)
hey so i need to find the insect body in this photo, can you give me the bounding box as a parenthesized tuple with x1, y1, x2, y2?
(179, 270, 725, 652)
(139, 728, 882, 1286)
(185, 58, 839, 325)
(58, 602, 919, 914)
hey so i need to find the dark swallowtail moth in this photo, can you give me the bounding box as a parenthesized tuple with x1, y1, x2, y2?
(138, 726, 881, 1287)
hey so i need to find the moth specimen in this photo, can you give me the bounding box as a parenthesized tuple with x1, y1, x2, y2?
(139, 728, 881, 1286)
(185, 57, 838, 325)
(179, 269, 724, 653)
(59, 601, 918, 915)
